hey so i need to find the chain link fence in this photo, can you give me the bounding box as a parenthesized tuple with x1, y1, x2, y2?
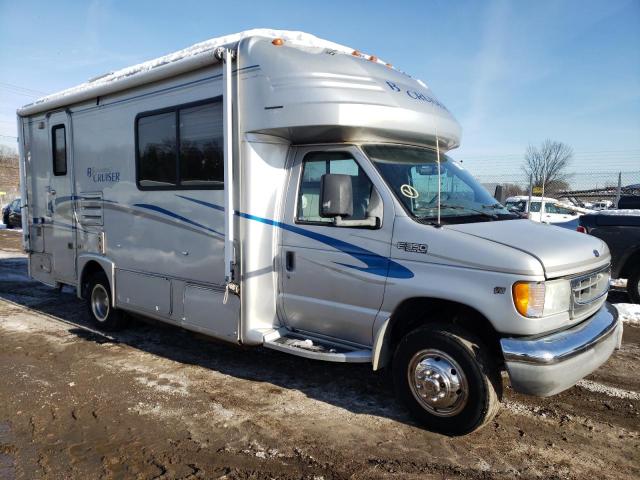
(473, 170, 640, 208)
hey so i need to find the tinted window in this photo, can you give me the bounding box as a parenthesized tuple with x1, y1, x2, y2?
(137, 112, 177, 187)
(297, 152, 374, 223)
(52, 125, 67, 176)
(179, 103, 223, 186)
(136, 98, 223, 189)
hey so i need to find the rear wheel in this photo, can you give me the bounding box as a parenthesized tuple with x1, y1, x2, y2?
(87, 272, 127, 331)
(393, 324, 501, 436)
(3, 213, 11, 228)
(628, 266, 640, 304)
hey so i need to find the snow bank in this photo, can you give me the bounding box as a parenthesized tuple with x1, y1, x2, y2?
(615, 303, 640, 325)
(21, 29, 386, 113)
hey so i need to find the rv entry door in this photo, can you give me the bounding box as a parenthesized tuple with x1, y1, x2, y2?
(46, 112, 77, 284)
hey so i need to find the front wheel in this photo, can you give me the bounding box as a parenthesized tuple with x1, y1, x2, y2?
(393, 324, 501, 436)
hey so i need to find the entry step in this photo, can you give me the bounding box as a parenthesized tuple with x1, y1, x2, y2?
(263, 329, 372, 363)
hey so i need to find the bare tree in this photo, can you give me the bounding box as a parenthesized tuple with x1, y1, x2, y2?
(0, 145, 18, 164)
(523, 140, 572, 194)
(502, 183, 525, 198)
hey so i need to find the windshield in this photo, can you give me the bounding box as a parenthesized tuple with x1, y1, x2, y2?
(363, 144, 515, 224)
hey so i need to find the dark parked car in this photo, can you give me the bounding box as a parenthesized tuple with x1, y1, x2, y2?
(1, 197, 22, 229)
(578, 210, 640, 303)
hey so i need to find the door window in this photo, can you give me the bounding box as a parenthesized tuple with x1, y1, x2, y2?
(52, 125, 67, 176)
(297, 152, 376, 224)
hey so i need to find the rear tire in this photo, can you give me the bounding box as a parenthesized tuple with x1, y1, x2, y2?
(87, 272, 127, 331)
(392, 324, 501, 436)
(3, 214, 12, 228)
(628, 266, 640, 304)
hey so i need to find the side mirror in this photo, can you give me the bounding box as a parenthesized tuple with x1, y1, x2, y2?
(320, 174, 353, 218)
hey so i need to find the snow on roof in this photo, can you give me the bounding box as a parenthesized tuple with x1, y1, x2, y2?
(595, 209, 640, 216)
(505, 196, 561, 202)
(19, 29, 385, 115)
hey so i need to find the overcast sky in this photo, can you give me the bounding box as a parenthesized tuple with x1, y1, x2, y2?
(1, 0, 638, 173)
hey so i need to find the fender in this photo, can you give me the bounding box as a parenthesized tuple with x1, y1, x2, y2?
(76, 254, 116, 307)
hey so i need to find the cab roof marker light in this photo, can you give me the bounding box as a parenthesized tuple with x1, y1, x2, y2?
(271, 38, 284, 46)
(369, 55, 378, 62)
(351, 50, 361, 57)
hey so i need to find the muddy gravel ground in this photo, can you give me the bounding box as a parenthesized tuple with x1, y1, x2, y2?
(0, 229, 639, 479)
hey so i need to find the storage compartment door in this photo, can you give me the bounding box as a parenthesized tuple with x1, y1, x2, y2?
(182, 284, 239, 342)
(115, 270, 171, 315)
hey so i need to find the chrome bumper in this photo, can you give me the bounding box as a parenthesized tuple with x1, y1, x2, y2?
(500, 303, 622, 397)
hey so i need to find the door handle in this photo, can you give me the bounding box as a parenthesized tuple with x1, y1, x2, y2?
(50, 189, 56, 195)
(285, 251, 295, 271)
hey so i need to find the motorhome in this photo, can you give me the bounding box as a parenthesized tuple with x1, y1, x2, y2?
(17, 29, 621, 435)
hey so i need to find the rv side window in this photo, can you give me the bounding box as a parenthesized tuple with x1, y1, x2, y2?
(52, 125, 67, 176)
(136, 98, 223, 189)
(137, 112, 177, 187)
(296, 152, 375, 224)
(179, 102, 223, 187)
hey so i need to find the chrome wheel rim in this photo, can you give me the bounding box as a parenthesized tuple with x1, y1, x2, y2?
(91, 284, 110, 322)
(407, 349, 468, 417)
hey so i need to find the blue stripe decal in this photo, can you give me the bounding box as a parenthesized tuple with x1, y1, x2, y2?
(178, 195, 413, 279)
(175, 195, 224, 212)
(133, 203, 224, 237)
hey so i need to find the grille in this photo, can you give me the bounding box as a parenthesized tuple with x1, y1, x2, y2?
(570, 266, 610, 317)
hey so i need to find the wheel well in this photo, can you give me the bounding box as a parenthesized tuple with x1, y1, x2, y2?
(619, 248, 640, 280)
(80, 261, 107, 299)
(388, 297, 504, 366)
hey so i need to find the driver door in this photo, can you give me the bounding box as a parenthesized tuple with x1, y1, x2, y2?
(279, 145, 395, 346)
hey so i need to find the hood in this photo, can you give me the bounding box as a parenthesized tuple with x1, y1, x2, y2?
(446, 219, 610, 278)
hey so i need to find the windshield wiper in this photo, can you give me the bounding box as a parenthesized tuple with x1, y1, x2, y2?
(418, 203, 499, 220)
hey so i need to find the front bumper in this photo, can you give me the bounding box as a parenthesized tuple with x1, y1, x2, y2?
(500, 303, 622, 397)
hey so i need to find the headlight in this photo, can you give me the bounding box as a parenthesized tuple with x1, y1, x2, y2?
(512, 279, 571, 318)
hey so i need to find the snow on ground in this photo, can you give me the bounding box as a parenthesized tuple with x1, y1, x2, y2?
(615, 303, 640, 325)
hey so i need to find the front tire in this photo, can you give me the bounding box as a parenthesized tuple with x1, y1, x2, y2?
(628, 266, 640, 304)
(87, 272, 127, 331)
(393, 324, 501, 436)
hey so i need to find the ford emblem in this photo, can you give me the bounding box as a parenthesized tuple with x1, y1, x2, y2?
(593, 250, 600, 257)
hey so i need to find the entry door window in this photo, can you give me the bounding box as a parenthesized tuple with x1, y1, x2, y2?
(296, 152, 375, 224)
(52, 125, 67, 176)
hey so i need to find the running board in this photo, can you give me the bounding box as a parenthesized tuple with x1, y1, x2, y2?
(263, 329, 372, 363)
